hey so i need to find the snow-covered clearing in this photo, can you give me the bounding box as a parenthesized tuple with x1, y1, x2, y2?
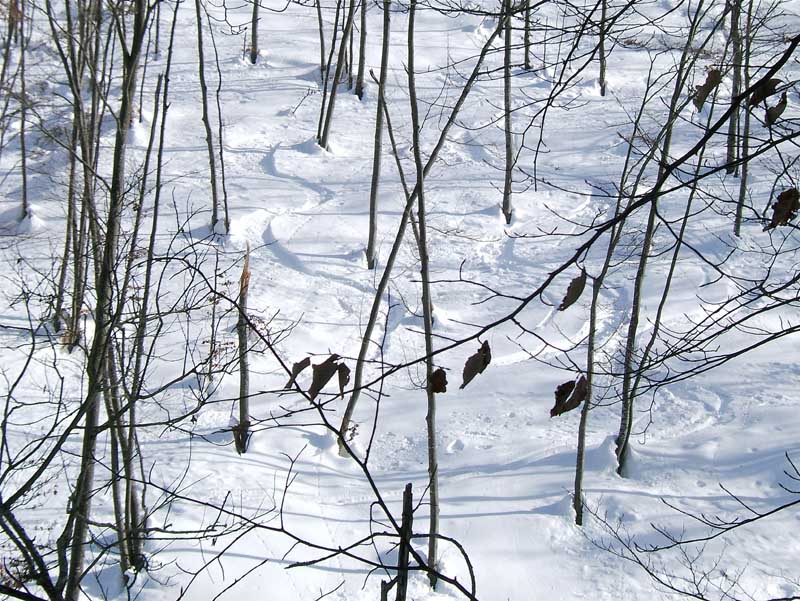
(0, 0, 799, 599)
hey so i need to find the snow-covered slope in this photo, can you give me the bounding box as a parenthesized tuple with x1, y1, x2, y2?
(1, 0, 799, 599)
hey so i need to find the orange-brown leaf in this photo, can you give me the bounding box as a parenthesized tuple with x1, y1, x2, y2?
(460, 341, 491, 390)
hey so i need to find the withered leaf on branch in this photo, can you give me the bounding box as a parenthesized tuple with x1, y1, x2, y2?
(284, 357, 311, 389)
(558, 269, 587, 311)
(572, 375, 588, 405)
(460, 341, 491, 390)
(308, 354, 341, 400)
(553, 379, 575, 406)
(337, 363, 351, 398)
(550, 375, 588, 417)
(765, 91, 788, 127)
(749, 78, 781, 107)
(429, 368, 448, 394)
(693, 69, 722, 111)
(765, 188, 800, 231)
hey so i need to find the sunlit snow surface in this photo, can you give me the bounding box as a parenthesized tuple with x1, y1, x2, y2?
(0, 0, 798, 599)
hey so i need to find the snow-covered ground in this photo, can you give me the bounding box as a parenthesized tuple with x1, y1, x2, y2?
(1, 0, 799, 599)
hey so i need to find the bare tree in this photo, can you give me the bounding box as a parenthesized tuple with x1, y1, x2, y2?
(249, 0, 259, 64)
(194, 0, 223, 232)
(725, 0, 742, 175)
(615, 0, 713, 474)
(338, 19, 506, 454)
(366, 0, 391, 269)
(316, 0, 326, 75)
(235, 245, 252, 454)
(355, 0, 367, 98)
(407, 0, 439, 585)
(501, 0, 513, 224)
(319, 0, 357, 148)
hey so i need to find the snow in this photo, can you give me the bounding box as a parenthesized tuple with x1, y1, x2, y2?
(0, 0, 799, 599)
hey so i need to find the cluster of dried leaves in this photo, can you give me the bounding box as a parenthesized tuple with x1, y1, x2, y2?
(285, 354, 351, 400)
(550, 375, 588, 417)
(693, 69, 788, 127)
(429, 340, 491, 394)
(283, 341, 493, 403)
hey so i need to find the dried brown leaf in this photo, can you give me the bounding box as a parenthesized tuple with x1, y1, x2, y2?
(749, 78, 781, 107)
(765, 188, 800, 231)
(693, 69, 722, 111)
(550, 375, 587, 417)
(308, 354, 341, 400)
(553, 380, 575, 405)
(284, 357, 311, 389)
(765, 92, 788, 127)
(558, 270, 587, 311)
(460, 341, 491, 390)
(429, 368, 448, 394)
(337, 363, 351, 399)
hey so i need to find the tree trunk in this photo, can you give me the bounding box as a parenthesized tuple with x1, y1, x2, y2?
(316, 0, 325, 76)
(573, 279, 599, 525)
(18, 8, 29, 222)
(54, 121, 79, 333)
(65, 385, 100, 600)
(104, 352, 131, 579)
(355, 0, 367, 98)
(127, 7, 181, 559)
(725, 0, 741, 175)
(501, 0, 513, 224)
(395, 483, 413, 601)
(407, 0, 438, 586)
(65, 0, 148, 592)
(235, 246, 252, 454)
(337, 20, 505, 456)
(615, 5, 704, 474)
(194, 0, 221, 231)
(207, 9, 230, 231)
(574, 94, 646, 517)
(249, 0, 259, 64)
(347, 0, 354, 88)
(734, 0, 753, 235)
(366, 0, 391, 269)
(317, 0, 342, 141)
(598, 0, 607, 96)
(319, 0, 357, 148)
(523, 0, 531, 70)
(154, 0, 160, 55)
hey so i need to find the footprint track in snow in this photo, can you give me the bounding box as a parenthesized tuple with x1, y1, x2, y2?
(261, 142, 337, 210)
